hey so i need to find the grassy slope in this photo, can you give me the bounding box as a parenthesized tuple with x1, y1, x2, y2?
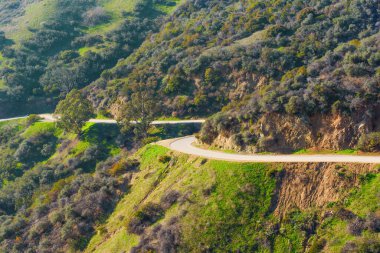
(317, 174, 380, 252)
(85, 145, 275, 252)
(0, 0, 185, 97)
(80, 0, 184, 54)
(3, 0, 58, 45)
(86, 145, 380, 253)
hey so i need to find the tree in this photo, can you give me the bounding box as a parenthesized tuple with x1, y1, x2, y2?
(118, 83, 157, 140)
(82, 7, 110, 26)
(41, 66, 84, 97)
(54, 89, 94, 134)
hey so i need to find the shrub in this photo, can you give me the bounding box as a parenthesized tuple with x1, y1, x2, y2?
(285, 96, 302, 114)
(26, 114, 41, 126)
(109, 159, 140, 176)
(347, 217, 365, 236)
(336, 208, 357, 221)
(357, 238, 380, 253)
(257, 136, 276, 152)
(231, 133, 244, 146)
(158, 155, 171, 164)
(131, 217, 181, 253)
(309, 238, 326, 253)
(160, 190, 180, 209)
(142, 136, 160, 145)
(365, 213, 380, 232)
(357, 132, 380, 152)
(82, 7, 110, 26)
(199, 120, 218, 144)
(342, 242, 358, 253)
(14, 133, 57, 163)
(128, 203, 164, 234)
(343, 238, 380, 253)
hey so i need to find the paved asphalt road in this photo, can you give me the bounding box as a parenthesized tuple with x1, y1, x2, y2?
(164, 136, 380, 164)
(0, 114, 206, 125)
(2, 114, 379, 163)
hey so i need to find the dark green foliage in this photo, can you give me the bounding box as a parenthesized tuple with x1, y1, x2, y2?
(55, 89, 94, 134)
(117, 81, 157, 140)
(357, 132, 380, 152)
(94, 0, 379, 122)
(25, 114, 41, 127)
(128, 203, 164, 234)
(14, 132, 57, 164)
(0, 135, 128, 252)
(158, 155, 171, 164)
(0, 0, 159, 117)
(1, 0, 97, 102)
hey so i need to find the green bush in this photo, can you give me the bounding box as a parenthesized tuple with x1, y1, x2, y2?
(26, 114, 42, 127)
(128, 203, 164, 234)
(357, 132, 380, 152)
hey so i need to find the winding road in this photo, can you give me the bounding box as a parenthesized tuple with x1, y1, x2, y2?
(0, 114, 206, 125)
(160, 136, 380, 164)
(1, 114, 380, 163)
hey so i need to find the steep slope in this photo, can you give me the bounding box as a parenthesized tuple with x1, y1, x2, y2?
(85, 144, 380, 253)
(84, 0, 379, 151)
(0, 119, 379, 253)
(0, 118, 199, 252)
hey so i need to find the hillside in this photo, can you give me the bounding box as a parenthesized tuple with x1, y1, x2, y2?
(0, 1, 379, 252)
(85, 0, 379, 152)
(0, 0, 183, 117)
(0, 0, 378, 152)
(0, 117, 199, 252)
(86, 145, 380, 253)
(0, 118, 379, 252)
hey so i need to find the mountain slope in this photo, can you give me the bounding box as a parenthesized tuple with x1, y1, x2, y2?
(0, 118, 198, 252)
(0, 0, 184, 117)
(85, 144, 380, 253)
(82, 0, 379, 152)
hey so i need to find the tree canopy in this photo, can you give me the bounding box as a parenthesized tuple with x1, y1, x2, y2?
(55, 89, 94, 134)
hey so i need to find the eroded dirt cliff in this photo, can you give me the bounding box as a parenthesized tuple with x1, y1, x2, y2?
(207, 110, 380, 153)
(272, 163, 378, 217)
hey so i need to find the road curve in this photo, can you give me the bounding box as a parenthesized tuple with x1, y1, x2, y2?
(165, 136, 380, 164)
(3, 114, 379, 163)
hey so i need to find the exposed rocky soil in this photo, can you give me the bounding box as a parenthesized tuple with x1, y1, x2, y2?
(272, 163, 378, 217)
(208, 109, 380, 153)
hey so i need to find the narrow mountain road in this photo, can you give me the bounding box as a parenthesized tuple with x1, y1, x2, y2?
(160, 136, 380, 164)
(0, 116, 29, 122)
(2, 114, 379, 163)
(0, 114, 206, 125)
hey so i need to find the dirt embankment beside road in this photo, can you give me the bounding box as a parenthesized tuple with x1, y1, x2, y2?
(206, 111, 380, 153)
(271, 162, 378, 217)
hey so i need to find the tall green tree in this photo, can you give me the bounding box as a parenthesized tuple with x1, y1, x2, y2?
(55, 89, 94, 134)
(118, 82, 157, 140)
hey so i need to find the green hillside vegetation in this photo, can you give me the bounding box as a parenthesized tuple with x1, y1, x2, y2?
(92, 0, 379, 116)
(86, 145, 380, 253)
(0, 118, 378, 252)
(0, 1, 379, 252)
(0, 0, 184, 117)
(3, 0, 59, 44)
(81, 0, 378, 152)
(0, 117, 199, 251)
